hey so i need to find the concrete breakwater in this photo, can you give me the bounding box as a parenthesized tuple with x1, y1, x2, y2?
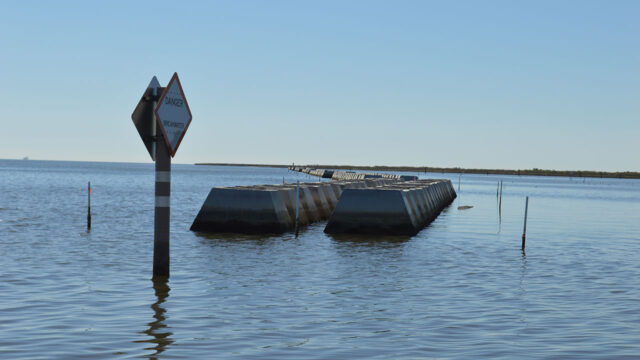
(190, 179, 398, 233)
(191, 177, 456, 235)
(289, 167, 334, 178)
(289, 166, 418, 181)
(324, 179, 456, 235)
(331, 170, 418, 181)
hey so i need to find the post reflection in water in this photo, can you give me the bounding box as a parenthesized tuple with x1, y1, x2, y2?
(137, 277, 173, 359)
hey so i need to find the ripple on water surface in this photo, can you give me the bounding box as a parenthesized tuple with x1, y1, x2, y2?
(0, 160, 639, 359)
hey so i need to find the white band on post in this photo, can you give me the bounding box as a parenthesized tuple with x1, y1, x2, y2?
(155, 196, 170, 208)
(156, 171, 171, 183)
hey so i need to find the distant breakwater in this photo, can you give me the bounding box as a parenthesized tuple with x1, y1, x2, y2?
(195, 163, 640, 179)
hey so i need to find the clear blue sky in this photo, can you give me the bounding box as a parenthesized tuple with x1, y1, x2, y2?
(1, 1, 638, 171)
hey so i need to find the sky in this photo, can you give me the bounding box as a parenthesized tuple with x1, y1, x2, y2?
(0, 1, 638, 171)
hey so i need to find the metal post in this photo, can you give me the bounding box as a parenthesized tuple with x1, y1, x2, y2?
(522, 196, 529, 250)
(295, 180, 300, 236)
(154, 101, 171, 278)
(87, 181, 91, 230)
(458, 174, 461, 192)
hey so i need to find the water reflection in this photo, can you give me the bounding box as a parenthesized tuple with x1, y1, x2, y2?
(194, 231, 289, 244)
(519, 251, 527, 289)
(518, 251, 529, 329)
(137, 277, 173, 359)
(327, 233, 412, 246)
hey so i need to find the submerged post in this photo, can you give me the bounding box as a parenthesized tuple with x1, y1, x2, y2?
(499, 180, 503, 217)
(295, 180, 300, 236)
(458, 174, 461, 192)
(154, 132, 171, 277)
(87, 181, 91, 230)
(522, 196, 529, 250)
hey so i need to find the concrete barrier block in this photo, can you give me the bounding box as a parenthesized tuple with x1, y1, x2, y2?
(324, 189, 419, 235)
(328, 183, 343, 199)
(191, 188, 292, 233)
(320, 184, 338, 208)
(300, 187, 321, 222)
(307, 185, 332, 219)
(325, 180, 457, 235)
(407, 189, 428, 226)
(322, 170, 334, 178)
(279, 186, 310, 225)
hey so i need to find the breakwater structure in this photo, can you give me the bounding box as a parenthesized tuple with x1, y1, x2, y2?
(190, 179, 397, 233)
(190, 168, 455, 235)
(289, 166, 418, 181)
(324, 179, 456, 235)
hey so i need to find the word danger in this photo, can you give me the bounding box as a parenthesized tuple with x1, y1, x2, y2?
(163, 96, 184, 107)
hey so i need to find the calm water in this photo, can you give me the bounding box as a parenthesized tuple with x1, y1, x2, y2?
(1, 159, 639, 359)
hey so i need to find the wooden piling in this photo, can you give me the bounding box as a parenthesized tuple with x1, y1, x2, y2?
(499, 180, 503, 218)
(522, 196, 529, 250)
(87, 181, 91, 230)
(295, 180, 300, 236)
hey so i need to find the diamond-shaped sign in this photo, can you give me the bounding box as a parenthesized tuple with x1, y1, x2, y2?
(131, 76, 163, 161)
(155, 73, 192, 157)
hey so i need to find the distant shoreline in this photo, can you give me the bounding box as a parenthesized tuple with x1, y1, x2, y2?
(195, 163, 640, 179)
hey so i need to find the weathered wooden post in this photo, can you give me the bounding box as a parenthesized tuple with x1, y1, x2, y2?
(132, 73, 192, 278)
(522, 196, 529, 250)
(87, 181, 91, 230)
(499, 180, 503, 218)
(295, 180, 300, 236)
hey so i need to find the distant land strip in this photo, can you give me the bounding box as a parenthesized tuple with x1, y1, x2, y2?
(195, 163, 640, 179)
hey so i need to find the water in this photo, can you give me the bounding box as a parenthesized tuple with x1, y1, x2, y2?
(1, 159, 639, 359)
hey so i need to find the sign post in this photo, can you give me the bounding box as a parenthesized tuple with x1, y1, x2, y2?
(153, 127, 171, 277)
(132, 73, 192, 278)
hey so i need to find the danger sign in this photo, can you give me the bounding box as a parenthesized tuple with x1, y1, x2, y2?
(155, 73, 193, 157)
